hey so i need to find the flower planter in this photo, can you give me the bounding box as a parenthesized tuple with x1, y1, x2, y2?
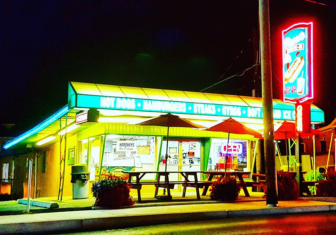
(92, 175, 134, 209)
(210, 176, 241, 201)
(277, 171, 299, 200)
(316, 169, 336, 197)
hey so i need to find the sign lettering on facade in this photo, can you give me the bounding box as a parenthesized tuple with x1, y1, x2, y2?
(295, 102, 311, 133)
(75, 94, 324, 122)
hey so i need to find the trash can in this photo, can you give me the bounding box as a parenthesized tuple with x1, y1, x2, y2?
(71, 164, 90, 199)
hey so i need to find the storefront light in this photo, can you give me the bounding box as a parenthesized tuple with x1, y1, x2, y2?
(106, 134, 122, 139)
(36, 136, 56, 146)
(81, 139, 88, 143)
(58, 124, 79, 135)
(244, 124, 264, 131)
(179, 114, 223, 121)
(98, 109, 164, 117)
(98, 117, 147, 124)
(4, 105, 69, 150)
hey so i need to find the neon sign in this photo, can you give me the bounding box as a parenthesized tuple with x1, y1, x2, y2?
(295, 102, 311, 133)
(220, 143, 243, 155)
(282, 22, 313, 103)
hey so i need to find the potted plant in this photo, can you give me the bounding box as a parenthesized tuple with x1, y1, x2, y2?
(91, 174, 134, 209)
(210, 175, 241, 201)
(304, 169, 325, 195)
(277, 171, 299, 200)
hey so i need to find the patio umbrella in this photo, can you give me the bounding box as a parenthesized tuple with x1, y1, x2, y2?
(206, 117, 262, 172)
(274, 121, 297, 172)
(138, 113, 204, 172)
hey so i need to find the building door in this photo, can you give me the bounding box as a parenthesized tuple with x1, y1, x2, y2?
(160, 139, 202, 181)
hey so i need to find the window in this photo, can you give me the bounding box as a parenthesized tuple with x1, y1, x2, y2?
(2, 163, 9, 183)
(41, 152, 47, 172)
(102, 135, 156, 180)
(209, 139, 248, 171)
(320, 141, 327, 152)
(301, 143, 306, 153)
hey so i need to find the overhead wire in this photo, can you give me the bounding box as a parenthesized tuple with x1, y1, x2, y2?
(304, 0, 334, 7)
(216, 38, 252, 82)
(200, 64, 258, 92)
(200, 38, 253, 92)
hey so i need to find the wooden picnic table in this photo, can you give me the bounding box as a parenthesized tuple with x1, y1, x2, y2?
(251, 171, 316, 196)
(202, 171, 251, 197)
(122, 171, 212, 202)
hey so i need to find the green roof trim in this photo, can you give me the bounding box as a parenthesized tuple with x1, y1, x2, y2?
(3, 105, 69, 150)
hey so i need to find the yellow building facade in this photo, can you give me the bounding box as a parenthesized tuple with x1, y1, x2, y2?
(0, 82, 325, 199)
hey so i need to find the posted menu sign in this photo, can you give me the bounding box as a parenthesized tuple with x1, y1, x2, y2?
(282, 22, 313, 103)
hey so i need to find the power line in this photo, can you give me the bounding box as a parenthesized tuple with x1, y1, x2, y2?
(304, 0, 335, 7)
(216, 38, 252, 81)
(200, 64, 258, 92)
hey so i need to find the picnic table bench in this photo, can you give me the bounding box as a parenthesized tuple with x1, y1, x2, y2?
(122, 171, 212, 202)
(245, 171, 317, 196)
(202, 171, 251, 197)
(244, 173, 267, 190)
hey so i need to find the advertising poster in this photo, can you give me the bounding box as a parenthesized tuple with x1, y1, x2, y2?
(138, 146, 150, 155)
(117, 141, 136, 152)
(100, 166, 134, 179)
(67, 148, 75, 165)
(169, 147, 177, 154)
(282, 22, 313, 103)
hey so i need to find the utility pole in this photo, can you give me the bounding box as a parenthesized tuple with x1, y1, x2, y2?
(258, 0, 278, 206)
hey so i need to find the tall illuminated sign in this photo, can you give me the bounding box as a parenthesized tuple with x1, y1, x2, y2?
(282, 22, 313, 103)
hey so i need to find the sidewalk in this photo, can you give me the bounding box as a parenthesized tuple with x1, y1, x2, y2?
(1, 192, 336, 234)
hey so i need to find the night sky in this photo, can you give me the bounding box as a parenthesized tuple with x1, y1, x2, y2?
(1, 0, 336, 137)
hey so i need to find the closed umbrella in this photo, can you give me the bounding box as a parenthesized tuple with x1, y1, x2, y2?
(206, 117, 262, 172)
(274, 121, 297, 172)
(138, 113, 204, 172)
(300, 128, 321, 181)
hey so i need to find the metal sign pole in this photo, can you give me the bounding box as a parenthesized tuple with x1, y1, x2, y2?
(27, 159, 33, 213)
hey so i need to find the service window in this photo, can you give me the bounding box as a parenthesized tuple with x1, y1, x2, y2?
(101, 135, 156, 180)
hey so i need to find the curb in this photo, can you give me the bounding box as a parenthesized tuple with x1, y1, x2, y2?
(1, 204, 336, 234)
(17, 199, 59, 209)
